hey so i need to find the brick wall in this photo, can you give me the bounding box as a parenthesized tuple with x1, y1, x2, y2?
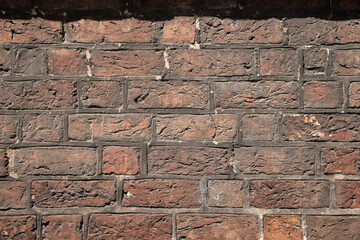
(1, 0, 360, 239)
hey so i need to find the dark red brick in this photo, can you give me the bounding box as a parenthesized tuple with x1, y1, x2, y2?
(39, 0, 119, 11)
(122, 179, 201, 208)
(333, 50, 360, 76)
(48, 49, 86, 76)
(148, 146, 230, 176)
(303, 82, 342, 108)
(14, 49, 46, 75)
(0, 150, 8, 177)
(42, 215, 82, 240)
(132, 0, 193, 10)
(9, 147, 97, 176)
(203, 0, 237, 9)
(22, 114, 64, 142)
(0, 181, 27, 210)
(81, 81, 122, 109)
(0, 48, 11, 75)
(260, 49, 298, 76)
(168, 49, 255, 77)
(32, 180, 116, 208)
(264, 215, 302, 240)
(234, 147, 315, 175)
(177, 214, 258, 240)
(156, 114, 237, 142)
(338, 0, 360, 9)
(161, 17, 195, 43)
(0, 115, 18, 143)
(68, 114, 151, 141)
(349, 82, 360, 107)
(249, 180, 330, 208)
(336, 181, 360, 208)
(103, 146, 140, 175)
(0, 216, 36, 240)
(303, 47, 328, 75)
(321, 148, 359, 175)
(242, 114, 278, 141)
(88, 214, 171, 240)
(128, 80, 209, 109)
(0, 0, 33, 8)
(208, 180, 244, 207)
(243, 0, 327, 9)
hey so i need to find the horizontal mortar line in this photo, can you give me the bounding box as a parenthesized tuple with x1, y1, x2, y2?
(149, 141, 233, 148)
(235, 141, 360, 148)
(162, 76, 300, 81)
(123, 109, 213, 114)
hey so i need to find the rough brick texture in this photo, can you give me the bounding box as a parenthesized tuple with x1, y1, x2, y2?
(1, 1, 359, 239)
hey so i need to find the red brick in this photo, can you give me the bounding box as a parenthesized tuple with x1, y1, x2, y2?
(303, 47, 328, 75)
(264, 215, 302, 240)
(132, 0, 193, 10)
(349, 82, 360, 107)
(42, 215, 82, 240)
(287, 19, 360, 45)
(336, 181, 360, 208)
(68, 114, 151, 141)
(283, 114, 360, 142)
(148, 146, 230, 176)
(32, 180, 116, 208)
(168, 49, 255, 77)
(0, 80, 76, 110)
(200, 18, 283, 44)
(9, 147, 97, 176)
(203, 0, 237, 9)
(260, 49, 298, 76)
(0, 0, 33, 8)
(249, 180, 330, 208)
(48, 49, 86, 76)
(39, 0, 119, 10)
(303, 82, 342, 108)
(307, 216, 360, 239)
(22, 114, 64, 142)
(128, 80, 209, 109)
(208, 180, 244, 207)
(215, 81, 298, 109)
(156, 114, 237, 142)
(333, 50, 360, 76)
(66, 18, 151, 43)
(14, 49, 46, 75)
(81, 81, 122, 108)
(88, 214, 171, 240)
(103, 146, 140, 175)
(122, 179, 201, 208)
(321, 148, 359, 175)
(161, 17, 195, 43)
(91, 51, 164, 77)
(0, 115, 18, 143)
(242, 114, 278, 141)
(234, 147, 315, 175)
(0, 216, 36, 240)
(0, 150, 8, 177)
(0, 181, 27, 210)
(177, 214, 258, 240)
(0, 48, 11, 74)
(0, 18, 62, 43)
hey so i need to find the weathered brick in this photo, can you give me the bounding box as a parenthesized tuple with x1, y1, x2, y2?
(203, 0, 237, 9)
(307, 216, 360, 240)
(161, 17, 195, 43)
(215, 81, 298, 109)
(0, 48, 11, 74)
(0, 80, 77, 110)
(0, 0, 33, 8)
(0, 216, 36, 240)
(200, 18, 283, 44)
(303, 47, 328, 75)
(249, 180, 330, 208)
(234, 147, 315, 175)
(132, 0, 193, 10)
(148, 146, 230, 176)
(0, 115, 18, 143)
(287, 19, 360, 45)
(32, 180, 116, 208)
(91, 51, 164, 77)
(22, 114, 64, 142)
(42, 215, 82, 240)
(0, 18, 62, 43)
(103, 146, 140, 175)
(14, 49, 46, 75)
(68, 114, 151, 141)
(48, 49, 86, 76)
(122, 179, 201, 208)
(208, 180, 244, 207)
(168, 49, 255, 77)
(264, 215, 302, 240)
(156, 114, 237, 142)
(128, 80, 209, 109)
(81, 81, 122, 109)
(283, 114, 360, 142)
(88, 214, 171, 240)
(0, 150, 8, 177)
(242, 114, 278, 141)
(336, 181, 360, 208)
(0, 181, 27, 210)
(9, 147, 97, 176)
(66, 18, 151, 43)
(303, 82, 342, 108)
(333, 50, 360, 76)
(321, 148, 359, 175)
(177, 214, 258, 240)
(349, 82, 360, 107)
(260, 49, 298, 76)
(39, 0, 119, 10)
